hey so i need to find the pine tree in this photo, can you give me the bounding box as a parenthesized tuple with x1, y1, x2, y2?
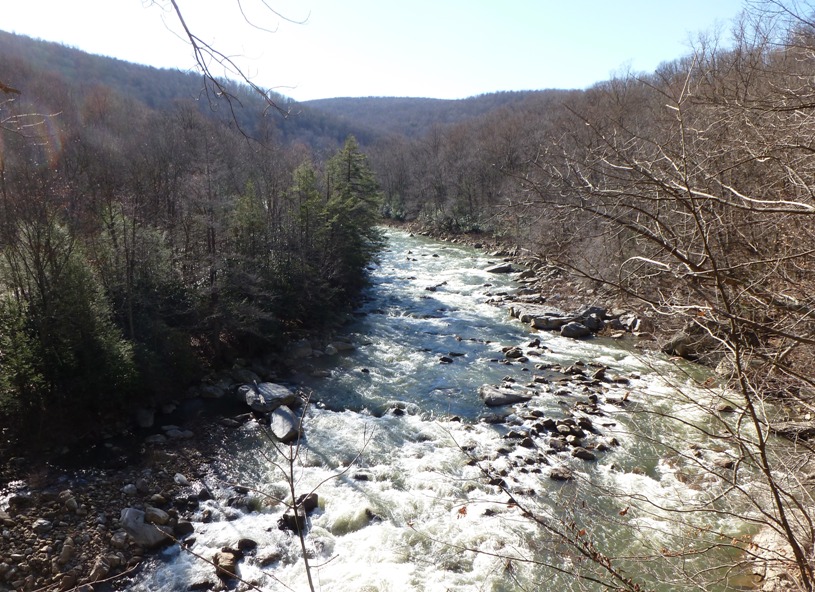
(322, 136, 383, 296)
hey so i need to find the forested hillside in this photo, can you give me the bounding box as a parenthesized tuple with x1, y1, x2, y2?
(302, 91, 562, 138)
(0, 30, 371, 151)
(0, 33, 384, 444)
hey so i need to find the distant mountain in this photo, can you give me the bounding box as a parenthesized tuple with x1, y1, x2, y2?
(302, 92, 554, 138)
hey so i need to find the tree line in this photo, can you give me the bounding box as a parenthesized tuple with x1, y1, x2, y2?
(0, 60, 382, 444)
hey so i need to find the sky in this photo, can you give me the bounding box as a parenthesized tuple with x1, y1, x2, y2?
(4, 0, 747, 102)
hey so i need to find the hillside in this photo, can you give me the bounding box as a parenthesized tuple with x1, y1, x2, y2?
(0, 30, 552, 150)
(0, 30, 360, 150)
(302, 91, 563, 138)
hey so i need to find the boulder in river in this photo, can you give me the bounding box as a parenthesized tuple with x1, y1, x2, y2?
(571, 447, 597, 461)
(296, 492, 320, 513)
(214, 548, 243, 579)
(532, 316, 570, 330)
(549, 466, 574, 481)
(575, 305, 607, 322)
(330, 340, 356, 353)
(270, 406, 301, 443)
(240, 382, 298, 413)
(660, 320, 719, 361)
(120, 508, 172, 548)
(560, 322, 592, 339)
(278, 507, 307, 533)
(582, 313, 604, 332)
(479, 385, 533, 407)
(485, 262, 514, 274)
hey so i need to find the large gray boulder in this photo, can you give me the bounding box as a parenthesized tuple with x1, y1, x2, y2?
(510, 304, 571, 331)
(485, 262, 514, 274)
(144, 506, 171, 525)
(120, 508, 172, 548)
(560, 322, 592, 339)
(240, 383, 298, 413)
(532, 315, 570, 330)
(270, 406, 301, 443)
(479, 385, 533, 407)
(582, 313, 604, 332)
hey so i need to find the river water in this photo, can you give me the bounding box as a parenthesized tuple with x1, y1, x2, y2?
(132, 229, 760, 591)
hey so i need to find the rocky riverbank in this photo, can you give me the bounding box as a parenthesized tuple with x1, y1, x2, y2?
(0, 415, 232, 591)
(0, 338, 365, 592)
(407, 224, 814, 591)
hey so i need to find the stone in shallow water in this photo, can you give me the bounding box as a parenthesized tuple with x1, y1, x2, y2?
(560, 321, 592, 339)
(549, 466, 574, 481)
(214, 548, 242, 579)
(571, 447, 597, 461)
(478, 385, 532, 407)
(120, 508, 172, 548)
(270, 406, 300, 443)
(485, 262, 514, 274)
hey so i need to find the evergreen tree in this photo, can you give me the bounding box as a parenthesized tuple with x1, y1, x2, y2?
(322, 136, 384, 296)
(0, 216, 135, 433)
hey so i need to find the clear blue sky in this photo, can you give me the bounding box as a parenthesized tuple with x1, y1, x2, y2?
(5, 0, 747, 102)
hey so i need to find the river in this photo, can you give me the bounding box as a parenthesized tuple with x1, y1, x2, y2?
(132, 229, 760, 591)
